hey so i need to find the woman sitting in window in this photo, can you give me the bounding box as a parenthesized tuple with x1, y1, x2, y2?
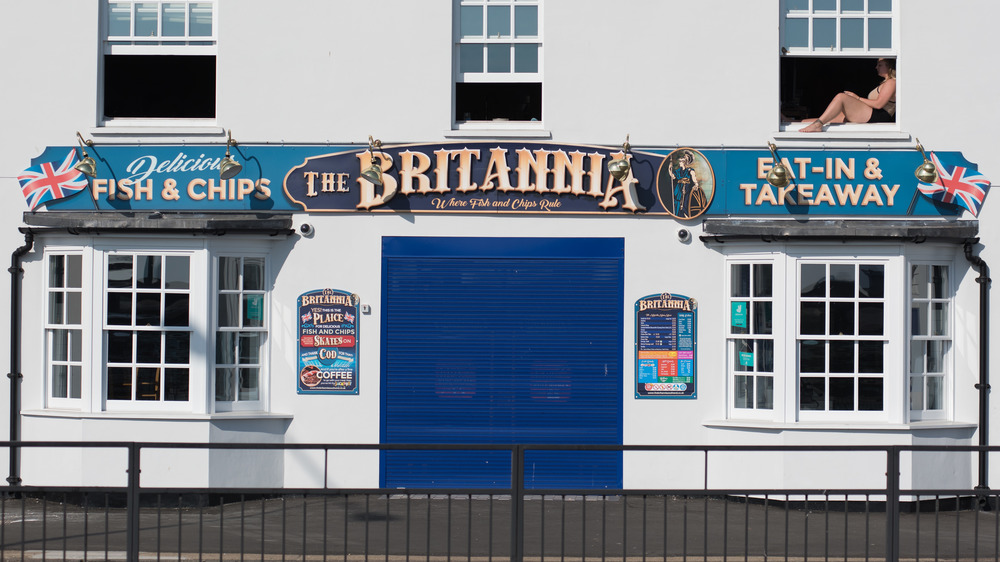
(800, 58, 896, 133)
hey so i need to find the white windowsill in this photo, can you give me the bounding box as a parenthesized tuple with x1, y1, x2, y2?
(23, 409, 293, 421)
(705, 419, 976, 432)
(90, 124, 225, 140)
(445, 121, 551, 139)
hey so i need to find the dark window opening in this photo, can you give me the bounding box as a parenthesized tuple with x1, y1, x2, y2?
(455, 82, 541, 122)
(104, 55, 216, 119)
(781, 57, 890, 122)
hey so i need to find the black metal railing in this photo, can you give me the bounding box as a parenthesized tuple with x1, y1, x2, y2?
(1, 442, 998, 561)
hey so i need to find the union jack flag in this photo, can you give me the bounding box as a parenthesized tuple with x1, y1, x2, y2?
(17, 149, 90, 210)
(344, 312, 355, 324)
(301, 311, 313, 324)
(917, 152, 992, 217)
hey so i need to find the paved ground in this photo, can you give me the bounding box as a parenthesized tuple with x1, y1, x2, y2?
(0, 493, 997, 560)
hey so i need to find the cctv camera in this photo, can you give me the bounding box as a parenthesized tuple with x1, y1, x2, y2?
(677, 228, 691, 242)
(299, 223, 314, 236)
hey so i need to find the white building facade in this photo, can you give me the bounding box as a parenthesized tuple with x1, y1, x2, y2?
(1, 0, 998, 491)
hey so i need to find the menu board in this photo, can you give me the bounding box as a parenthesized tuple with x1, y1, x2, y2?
(635, 293, 697, 398)
(297, 289, 360, 394)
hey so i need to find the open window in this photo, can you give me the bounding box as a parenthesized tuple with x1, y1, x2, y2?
(454, 0, 542, 126)
(102, 1, 217, 122)
(779, 0, 896, 127)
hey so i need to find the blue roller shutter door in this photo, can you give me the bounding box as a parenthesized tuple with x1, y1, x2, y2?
(381, 237, 624, 489)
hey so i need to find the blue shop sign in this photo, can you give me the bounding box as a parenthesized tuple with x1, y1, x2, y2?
(20, 142, 988, 218)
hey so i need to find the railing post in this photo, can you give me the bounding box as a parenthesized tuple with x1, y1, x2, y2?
(126, 443, 141, 562)
(885, 446, 900, 562)
(510, 445, 524, 562)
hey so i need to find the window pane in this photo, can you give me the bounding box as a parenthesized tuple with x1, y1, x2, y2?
(486, 6, 511, 37)
(799, 340, 825, 372)
(842, 0, 863, 11)
(830, 265, 854, 297)
(814, 0, 836, 10)
(107, 293, 133, 325)
(932, 266, 948, 298)
(753, 301, 772, 335)
(927, 340, 946, 373)
(70, 366, 82, 399)
(52, 365, 68, 398)
(162, 3, 185, 36)
(165, 368, 189, 401)
(487, 44, 511, 73)
(244, 258, 265, 291)
(801, 264, 826, 297)
(218, 257, 239, 291)
(829, 302, 855, 335)
(136, 367, 160, 400)
(756, 376, 774, 409)
(868, 18, 891, 49)
(858, 377, 883, 410)
(514, 5, 538, 37)
(731, 264, 750, 297)
(932, 303, 948, 336)
(108, 255, 133, 288)
(67, 254, 82, 286)
(784, 17, 808, 48)
(136, 255, 161, 288)
(239, 368, 259, 401)
(70, 330, 82, 362)
(239, 332, 261, 364)
(243, 294, 264, 327)
(785, 0, 808, 10)
(514, 43, 538, 73)
(134, 3, 158, 37)
(48, 293, 64, 324)
(734, 339, 753, 371)
(49, 256, 65, 288)
(859, 265, 884, 297)
(829, 340, 854, 372)
(841, 18, 863, 48)
(108, 2, 132, 36)
(909, 341, 925, 373)
(911, 265, 928, 299)
(869, 0, 891, 12)
(136, 293, 161, 326)
(926, 376, 943, 410)
(460, 44, 484, 73)
(800, 377, 825, 410)
(909, 376, 924, 410)
(756, 339, 774, 372)
(830, 377, 854, 410)
(800, 302, 826, 334)
(858, 341, 883, 373)
(136, 331, 161, 363)
(67, 293, 82, 324)
(216, 368, 235, 401)
(165, 256, 190, 289)
(165, 332, 190, 364)
(753, 264, 772, 297)
(734, 375, 752, 408)
(218, 294, 239, 327)
(460, 5, 483, 37)
(216, 331, 236, 364)
(52, 330, 69, 362)
(911, 302, 928, 335)
(107, 367, 132, 400)
(813, 18, 836, 49)
(189, 3, 212, 37)
(858, 302, 883, 335)
(108, 331, 133, 363)
(164, 294, 189, 326)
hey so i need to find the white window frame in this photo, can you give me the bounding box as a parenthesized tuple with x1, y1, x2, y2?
(40, 235, 274, 415)
(44, 251, 91, 410)
(212, 250, 270, 413)
(100, 0, 218, 127)
(453, 0, 543, 128)
(906, 257, 955, 422)
(721, 244, 959, 425)
(780, 0, 896, 56)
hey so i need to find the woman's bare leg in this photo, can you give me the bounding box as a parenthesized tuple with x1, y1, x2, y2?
(801, 93, 874, 132)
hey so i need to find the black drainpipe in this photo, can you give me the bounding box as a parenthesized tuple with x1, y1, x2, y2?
(7, 231, 33, 486)
(965, 239, 991, 499)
